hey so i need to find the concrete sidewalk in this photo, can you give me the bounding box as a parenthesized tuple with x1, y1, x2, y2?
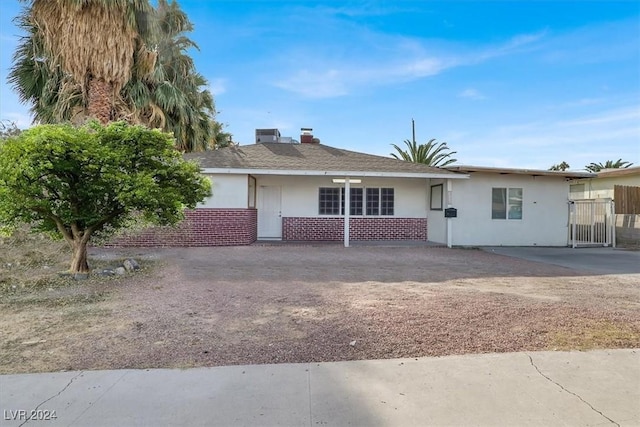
(482, 246, 640, 275)
(1, 350, 638, 426)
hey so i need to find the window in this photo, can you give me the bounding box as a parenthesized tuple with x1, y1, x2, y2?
(430, 184, 443, 210)
(248, 176, 256, 208)
(319, 187, 340, 215)
(366, 188, 379, 215)
(319, 187, 394, 216)
(492, 187, 523, 220)
(350, 188, 363, 215)
(381, 188, 394, 215)
(340, 188, 363, 215)
(569, 184, 585, 200)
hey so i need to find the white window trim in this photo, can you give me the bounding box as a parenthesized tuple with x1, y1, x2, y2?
(492, 187, 523, 220)
(318, 186, 395, 217)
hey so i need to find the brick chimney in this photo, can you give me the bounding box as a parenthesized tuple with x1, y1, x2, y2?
(300, 128, 314, 143)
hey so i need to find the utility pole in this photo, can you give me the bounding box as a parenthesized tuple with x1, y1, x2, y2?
(411, 118, 416, 143)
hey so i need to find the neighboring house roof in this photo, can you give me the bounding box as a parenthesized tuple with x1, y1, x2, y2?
(445, 165, 595, 179)
(185, 143, 467, 178)
(596, 167, 640, 178)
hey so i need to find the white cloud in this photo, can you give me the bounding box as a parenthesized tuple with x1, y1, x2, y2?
(458, 106, 640, 169)
(458, 88, 485, 100)
(272, 30, 544, 98)
(311, 4, 421, 18)
(208, 78, 227, 96)
(546, 98, 603, 110)
(557, 108, 640, 127)
(274, 69, 348, 98)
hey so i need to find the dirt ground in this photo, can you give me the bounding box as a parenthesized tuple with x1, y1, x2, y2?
(1, 244, 639, 374)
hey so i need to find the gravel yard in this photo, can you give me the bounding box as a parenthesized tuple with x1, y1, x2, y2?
(2, 245, 639, 374)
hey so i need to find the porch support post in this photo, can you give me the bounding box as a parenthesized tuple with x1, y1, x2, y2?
(446, 179, 453, 248)
(344, 177, 351, 247)
(611, 199, 616, 248)
(570, 201, 577, 248)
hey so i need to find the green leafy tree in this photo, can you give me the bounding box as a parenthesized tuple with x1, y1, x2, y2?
(0, 122, 211, 273)
(585, 159, 634, 172)
(9, 0, 220, 151)
(391, 139, 457, 167)
(549, 161, 570, 171)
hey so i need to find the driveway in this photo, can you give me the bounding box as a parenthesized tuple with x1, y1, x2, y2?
(3, 245, 639, 374)
(482, 246, 640, 275)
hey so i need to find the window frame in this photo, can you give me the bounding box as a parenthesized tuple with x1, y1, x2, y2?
(318, 186, 394, 217)
(380, 188, 395, 216)
(318, 187, 341, 215)
(430, 184, 443, 211)
(491, 187, 523, 220)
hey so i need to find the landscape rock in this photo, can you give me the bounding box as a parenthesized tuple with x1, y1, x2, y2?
(115, 267, 126, 275)
(123, 258, 140, 271)
(21, 339, 46, 346)
(98, 269, 116, 276)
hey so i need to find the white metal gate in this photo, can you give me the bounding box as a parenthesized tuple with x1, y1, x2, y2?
(568, 199, 615, 248)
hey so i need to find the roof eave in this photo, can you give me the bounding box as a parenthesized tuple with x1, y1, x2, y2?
(201, 168, 469, 179)
(445, 165, 595, 179)
(596, 167, 640, 178)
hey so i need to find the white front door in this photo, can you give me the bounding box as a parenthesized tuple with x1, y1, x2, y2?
(258, 186, 282, 239)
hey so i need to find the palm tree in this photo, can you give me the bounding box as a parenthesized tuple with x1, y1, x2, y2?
(9, 0, 220, 151)
(123, 0, 216, 151)
(585, 159, 634, 172)
(9, 7, 86, 123)
(549, 161, 570, 171)
(391, 139, 457, 167)
(12, 0, 155, 124)
(209, 120, 235, 149)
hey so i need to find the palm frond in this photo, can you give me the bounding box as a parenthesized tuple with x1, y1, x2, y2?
(390, 138, 457, 166)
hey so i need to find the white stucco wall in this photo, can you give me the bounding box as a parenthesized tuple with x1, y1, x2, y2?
(198, 172, 571, 246)
(253, 175, 428, 218)
(569, 174, 640, 199)
(199, 174, 248, 208)
(448, 173, 571, 246)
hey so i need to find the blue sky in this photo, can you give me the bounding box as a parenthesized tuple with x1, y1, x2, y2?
(1, 1, 639, 170)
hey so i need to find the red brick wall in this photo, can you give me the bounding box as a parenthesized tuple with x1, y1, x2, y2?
(105, 208, 257, 247)
(282, 217, 427, 241)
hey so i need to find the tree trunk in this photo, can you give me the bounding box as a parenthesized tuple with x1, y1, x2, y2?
(70, 239, 90, 273)
(87, 77, 113, 124)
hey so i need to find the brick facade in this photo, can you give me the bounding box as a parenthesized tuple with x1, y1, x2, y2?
(282, 217, 427, 241)
(106, 208, 257, 247)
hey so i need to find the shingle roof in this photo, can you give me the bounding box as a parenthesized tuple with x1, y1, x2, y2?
(184, 143, 461, 176)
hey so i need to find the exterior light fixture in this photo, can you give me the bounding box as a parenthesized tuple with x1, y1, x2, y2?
(332, 178, 362, 184)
